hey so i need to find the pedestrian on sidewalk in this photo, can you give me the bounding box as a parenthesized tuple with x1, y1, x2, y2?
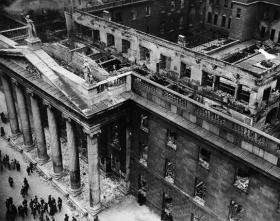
(72, 216, 77, 221)
(64, 213, 69, 221)
(94, 215, 100, 221)
(23, 177, 29, 190)
(57, 197, 62, 212)
(16, 160, 20, 171)
(0, 126, 5, 137)
(8, 176, 13, 187)
(18, 205, 24, 219)
(51, 216, 55, 221)
(26, 166, 30, 175)
(29, 162, 34, 173)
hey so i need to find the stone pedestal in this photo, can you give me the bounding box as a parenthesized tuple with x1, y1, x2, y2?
(46, 103, 63, 179)
(1, 75, 20, 136)
(66, 117, 82, 196)
(25, 37, 42, 51)
(14, 81, 34, 151)
(30, 93, 49, 165)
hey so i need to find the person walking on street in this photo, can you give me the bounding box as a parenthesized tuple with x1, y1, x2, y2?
(26, 166, 30, 175)
(8, 176, 13, 187)
(64, 213, 69, 221)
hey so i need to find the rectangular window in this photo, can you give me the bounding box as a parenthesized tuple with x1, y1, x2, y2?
(139, 143, 148, 166)
(180, 62, 191, 78)
(139, 46, 150, 62)
(231, 2, 233, 8)
(199, 148, 211, 170)
(162, 193, 173, 220)
(238, 85, 250, 104)
(221, 15, 226, 27)
(236, 8, 241, 18)
(115, 12, 122, 23)
(224, 0, 228, 7)
(160, 54, 171, 70)
(140, 114, 149, 132)
(233, 168, 250, 192)
(122, 39, 130, 54)
(207, 12, 212, 23)
(270, 29, 276, 41)
(131, 10, 137, 20)
(260, 26, 266, 38)
(278, 32, 280, 43)
(228, 200, 245, 221)
(194, 178, 206, 206)
(228, 17, 232, 29)
(166, 129, 177, 150)
(202, 71, 213, 87)
(145, 5, 151, 16)
(164, 159, 175, 184)
(107, 33, 115, 47)
(214, 14, 218, 25)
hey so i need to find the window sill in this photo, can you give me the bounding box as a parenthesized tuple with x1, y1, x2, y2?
(193, 196, 205, 206)
(140, 126, 149, 133)
(167, 142, 177, 151)
(139, 159, 148, 167)
(164, 176, 174, 184)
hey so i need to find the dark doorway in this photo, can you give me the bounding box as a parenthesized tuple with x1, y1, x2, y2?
(266, 107, 278, 124)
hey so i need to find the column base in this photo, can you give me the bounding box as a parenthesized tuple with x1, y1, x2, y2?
(36, 156, 50, 165)
(88, 203, 101, 215)
(67, 186, 83, 197)
(10, 132, 21, 140)
(50, 170, 66, 180)
(23, 144, 35, 152)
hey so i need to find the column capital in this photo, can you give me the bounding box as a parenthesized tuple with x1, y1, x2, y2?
(62, 113, 72, 122)
(26, 88, 35, 96)
(43, 100, 52, 109)
(11, 78, 18, 86)
(83, 125, 101, 138)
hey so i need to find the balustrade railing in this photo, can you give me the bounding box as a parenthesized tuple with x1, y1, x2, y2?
(0, 26, 28, 41)
(83, 0, 150, 12)
(131, 73, 280, 153)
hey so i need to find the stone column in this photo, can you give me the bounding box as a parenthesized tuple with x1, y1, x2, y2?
(125, 123, 132, 190)
(29, 92, 49, 164)
(85, 127, 101, 212)
(234, 84, 241, 101)
(46, 102, 63, 179)
(14, 79, 33, 150)
(65, 116, 82, 196)
(1, 75, 20, 136)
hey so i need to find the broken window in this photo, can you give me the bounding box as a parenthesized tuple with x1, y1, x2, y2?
(214, 14, 218, 25)
(160, 54, 171, 71)
(140, 46, 150, 62)
(139, 143, 148, 167)
(162, 193, 173, 220)
(122, 39, 130, 54)
(218, 77, 235, 96)
(237, 85, 250, 104)
(194, 178, 206, 206)
(228, 200, 246, 221)
(164, 159, 175, 184)
(207, 12, 212, 23)
(145, 5, 151, 16)
(222, 15, 226, 27)
(233, 168, 250, 192)
(202, 71, 213, 87)
(166, 130, 177, 150)
(236, 8, 241, 18)
(199, 148, 211, 170)
(107, 33, 115, 47)
(180, 62, 191, 78)
(138, 174, 147, 205)
(140, 114, 149, 132)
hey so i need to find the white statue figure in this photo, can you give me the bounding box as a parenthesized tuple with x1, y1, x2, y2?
(25, 15, 37, 38)
(83, 60, 91, 84)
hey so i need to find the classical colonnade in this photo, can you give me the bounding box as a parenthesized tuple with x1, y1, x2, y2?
(0, 74, 108, 211)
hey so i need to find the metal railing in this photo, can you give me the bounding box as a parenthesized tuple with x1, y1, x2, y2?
(0, 26, 28, 41)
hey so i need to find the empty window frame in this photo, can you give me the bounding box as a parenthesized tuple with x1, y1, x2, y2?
(139, 143, 148, 166)
(164, 159, 175, 183)
(166, 129, 177, 150)
(160, 54, 171, 70)
(260, 26, 266, 38)
(162, 193, 173, 220)
(194, 178, 206, 206)
(145, 5, 151, 16)
(218, 77, 235, 96)
(236, 8, 241, 18)
(228, 200, 245, 221)
(202, 71, 213, 87)
(199, 148, 211, 170)
(207, 12, 212, 23)
(107, 33, 115, 47)
(214, 14, 218, 25)
(139, 46, 150, 62)
(221, 15, 226, 27)
(140, 114, 149, 132)
(228, 17, 232, 29)
(270, 29, 276, 41)
(237, 85, 250, 104)
(122, 39, 131, 54)
(224, 0, 228, 7)
(180, 62, 191, 78)
(233, 168, 250, 192)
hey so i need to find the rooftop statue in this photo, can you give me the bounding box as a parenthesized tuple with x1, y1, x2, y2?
(25, 15, 37, 39)
(83, 60, 92, 84)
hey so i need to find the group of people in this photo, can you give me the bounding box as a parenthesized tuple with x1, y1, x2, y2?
(20, 177, 30, 197)
(26, 161, 35, 175)
(0, 152, 21, 172)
